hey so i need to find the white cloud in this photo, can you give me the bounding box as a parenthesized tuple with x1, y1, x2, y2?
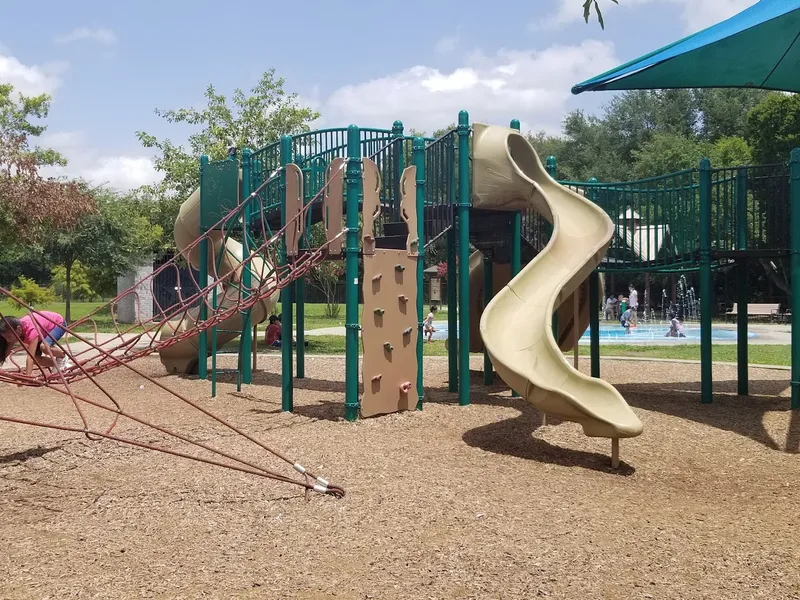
(0, 52, 67, 96)
(40, 130, 161, 191)
(319, 40, 619, 135)
(530, 0, 758, 34)
(54, 27, 117, 45)
(434, 36, 459, 55)
(682, 0, 758, 32)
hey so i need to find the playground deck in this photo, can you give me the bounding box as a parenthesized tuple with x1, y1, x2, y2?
(1, 355, 797, 599)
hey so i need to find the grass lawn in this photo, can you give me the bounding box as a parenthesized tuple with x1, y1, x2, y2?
(4, 301, 790, 367)
(226, 334, 791, 367)
(0, 301, 121, 333)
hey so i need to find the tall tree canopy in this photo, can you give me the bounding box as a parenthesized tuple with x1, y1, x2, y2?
(136, 70, 320, 247)
(0, 84, 94, 246)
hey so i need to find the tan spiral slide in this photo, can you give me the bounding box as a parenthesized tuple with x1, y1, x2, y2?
(157, 184, 277, 374)
(473, 123, 642, 462)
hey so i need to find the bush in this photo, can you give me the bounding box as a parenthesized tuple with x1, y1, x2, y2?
(8, 275, 56, 308)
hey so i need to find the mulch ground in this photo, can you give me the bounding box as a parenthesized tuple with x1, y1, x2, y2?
(0, 354, 798, 599)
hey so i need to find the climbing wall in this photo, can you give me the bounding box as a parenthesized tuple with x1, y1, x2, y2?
(360, 161, 419, 418)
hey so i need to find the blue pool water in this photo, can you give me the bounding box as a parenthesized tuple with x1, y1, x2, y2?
(428, 322, 756, 343)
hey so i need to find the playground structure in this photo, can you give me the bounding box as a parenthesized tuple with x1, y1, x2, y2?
(2, 105, 800, 476)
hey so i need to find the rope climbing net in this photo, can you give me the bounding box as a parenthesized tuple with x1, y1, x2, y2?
(0, 156, 363, 499)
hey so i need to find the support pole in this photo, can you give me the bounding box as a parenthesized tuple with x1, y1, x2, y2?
(510, 119, 522, 397)
(611, 438, 620, 469)
(447, 204, 458, 392)
(483, 256, 494, 384)
(735, 166, 749, 396)
(344, 125, 362, 421)
(198, 154, 209, 381)
(699, 158, 713, 404)
(280, 136, 294, 412)
(240, 148, 254, 384)
(457, 110, 471, 406)
(573, 289, 580, 370)
(589, 271, 600, 378)
(392, 120, 404, 217)
(790, 149, 800, 410)
(211, 286, 218, 398)
(413, 136, 426, 410)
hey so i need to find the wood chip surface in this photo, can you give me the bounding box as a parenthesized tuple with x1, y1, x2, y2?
(0, 355, 798, 599)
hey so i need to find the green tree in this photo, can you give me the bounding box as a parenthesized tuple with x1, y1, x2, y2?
(52, 262, 96, 301)
(693, 89, 769, 141)
(136, 69, 320, 248)
(745, 92, 800, 164)
(0, 84, 95, 246)
(46, 188, 162, 320)
(631, 133, 710, 179)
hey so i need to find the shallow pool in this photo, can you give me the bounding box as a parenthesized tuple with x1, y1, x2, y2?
(427, 321, 757, 344)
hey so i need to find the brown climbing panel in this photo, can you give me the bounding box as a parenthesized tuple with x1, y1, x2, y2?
(399, 166, 419, 256)
(361, 158, 381, 256)
(361, 166, 419, 418)
(284, 163, 304, 257)
(324, 158, 345, 256)
(361, 251, 419, 417)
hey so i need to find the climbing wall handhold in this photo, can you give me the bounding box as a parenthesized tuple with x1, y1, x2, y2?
(395, 264, 405, 272)
(374, 308, 385, 316)
(383, 343, 393, 351)
(400, 381, 412, 393)
(372, 274, 382, 281)
(398, 295, 408, 303)
(402, 327, 413, 335)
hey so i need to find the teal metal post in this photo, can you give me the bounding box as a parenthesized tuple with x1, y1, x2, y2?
(280, 136, 294, 412)
(509, 119, 522, 397)
(198, 154, 209, 380)
(412, 136, 426, 409)
(295, 168, 306, 379)
(699, 158, 713, 404)
(240, 148, 254, 384)
(587, 178, 601, 378)
(589, 271, 600, 377)
(483, 256, 494, 384)
(457, 111, 471, 406)
(392, 120, 404, 216)
(735, 166, 748, 395)
(447, 140, 458, 393)
(344, 125, 362, 421)
(545, 156, 557, 179)
(790, 149, 800, 410)
(211, 286, 218, 397)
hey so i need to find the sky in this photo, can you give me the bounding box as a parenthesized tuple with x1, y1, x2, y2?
(1, 0, 757, 192)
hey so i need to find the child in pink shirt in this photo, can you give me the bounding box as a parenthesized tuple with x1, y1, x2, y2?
(0, 312, 72, 376)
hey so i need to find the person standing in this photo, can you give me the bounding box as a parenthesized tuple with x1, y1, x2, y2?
(628, 284, 639, 326)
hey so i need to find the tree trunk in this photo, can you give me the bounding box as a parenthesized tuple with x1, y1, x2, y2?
(65, 260, 72, 322)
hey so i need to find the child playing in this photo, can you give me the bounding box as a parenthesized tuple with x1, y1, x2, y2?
(264, 315, 282, 348)
(424, 305, 438, 343)
(0, 312, 73, 375)
(619, 307, 633, 334)
(665, 312, 686, 338)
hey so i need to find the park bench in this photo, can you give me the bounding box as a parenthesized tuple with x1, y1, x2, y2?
(724, 303, 781, 322)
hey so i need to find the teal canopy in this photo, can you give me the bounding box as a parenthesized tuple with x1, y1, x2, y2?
(572, 0, 800, 94)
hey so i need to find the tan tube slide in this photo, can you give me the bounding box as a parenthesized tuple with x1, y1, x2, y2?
(157, 185, 277, 374)
(466, 252, 600, 354)
(474, 123, 642, 440)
